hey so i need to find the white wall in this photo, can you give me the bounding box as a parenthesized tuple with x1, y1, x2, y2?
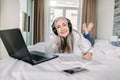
(97, 0, 114, 40)
(0, 0, 1, 27)
(0, 0, 1, 58)
(0, 0, 20, 58)
(44, 0, 50, 43)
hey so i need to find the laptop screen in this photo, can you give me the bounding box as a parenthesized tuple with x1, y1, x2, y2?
(0, 28, 30, 59)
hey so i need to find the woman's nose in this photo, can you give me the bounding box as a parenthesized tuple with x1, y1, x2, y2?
(61, 26, 65, 29)
(60, 27, 65, 30)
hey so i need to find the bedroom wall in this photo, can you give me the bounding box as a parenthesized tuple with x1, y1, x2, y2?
(0, 0, 1, 59)
(0, 0, 1, 27)
(96, 0, 114, 40)
(0, 0, 20, 58)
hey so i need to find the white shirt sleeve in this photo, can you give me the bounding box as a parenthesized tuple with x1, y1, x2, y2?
(77, 33, 94, 54)
(45, 34, 58, 53)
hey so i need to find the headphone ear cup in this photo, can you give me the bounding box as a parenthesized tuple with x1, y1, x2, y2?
(51, 22, 58, 35)
(70, 25, 72, 32)
(52, 27, 58, 35)
(66, 18, 72, 32)
(68, 22, 72, 32)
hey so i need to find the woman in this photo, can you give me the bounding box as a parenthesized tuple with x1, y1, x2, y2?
(46, 17, 94, 60)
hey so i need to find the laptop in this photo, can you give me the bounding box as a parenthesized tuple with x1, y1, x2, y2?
(0, 28, 58, 65)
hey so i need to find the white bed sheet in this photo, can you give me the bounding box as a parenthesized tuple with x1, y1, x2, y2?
(0, 41, 120, 80)
(94, 40, 120, 58)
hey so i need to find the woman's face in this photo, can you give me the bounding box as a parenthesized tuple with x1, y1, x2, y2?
(55, 19, 69, 38)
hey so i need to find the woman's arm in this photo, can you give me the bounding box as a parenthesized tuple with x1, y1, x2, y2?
(78, 33, 94, 60)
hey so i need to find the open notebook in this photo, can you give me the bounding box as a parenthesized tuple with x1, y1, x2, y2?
(58, 54, 88, 65)
(58, 53, 100, 67)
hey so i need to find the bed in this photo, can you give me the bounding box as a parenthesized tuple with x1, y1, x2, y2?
(0, 40, 120, 80)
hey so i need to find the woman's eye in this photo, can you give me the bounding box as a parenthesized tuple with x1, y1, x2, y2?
(63, 24, 67, 27)
(56, 26, 60, 29)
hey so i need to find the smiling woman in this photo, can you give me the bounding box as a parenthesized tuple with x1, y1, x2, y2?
(46, 17, 94, 60)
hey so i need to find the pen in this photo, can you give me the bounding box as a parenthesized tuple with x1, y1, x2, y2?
(83, 47, 92, 55)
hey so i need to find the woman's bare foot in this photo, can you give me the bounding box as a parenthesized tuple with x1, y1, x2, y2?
(88, 22, 94, 32)
(82, 23, 89, 34)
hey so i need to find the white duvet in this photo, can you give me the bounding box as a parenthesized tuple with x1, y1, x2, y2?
(0, 41, 120, 80)
(0, 57, 74, 80)
(94, 40, 120, 58)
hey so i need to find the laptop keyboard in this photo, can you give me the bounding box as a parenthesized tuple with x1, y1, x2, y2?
(29, 51, 58, 64)
(30, 54, 46, 61)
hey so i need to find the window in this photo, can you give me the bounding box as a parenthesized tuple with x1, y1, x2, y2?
(49, 0, 82, 32)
